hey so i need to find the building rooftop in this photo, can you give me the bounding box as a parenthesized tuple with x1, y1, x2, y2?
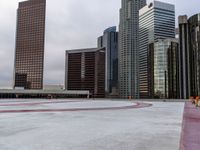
(0, 100, 184, 150)
(139, 0, 175, 16)
(66, 47, 105, 54)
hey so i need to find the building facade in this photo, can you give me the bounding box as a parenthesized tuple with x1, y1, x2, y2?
(65, 48, 105, 98)
(97, 26, 118, 96)
(178, 15, 191, 99)
(178, 13, 200, 98)
(139, 1, 175, 98)
(14, 0, 46, 89)
(188, 14, 200, 97)
(119, 0, 146, 99)
(148, 39, 179, 99)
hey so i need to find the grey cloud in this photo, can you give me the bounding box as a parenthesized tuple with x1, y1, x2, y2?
(43, 0, 120, 86)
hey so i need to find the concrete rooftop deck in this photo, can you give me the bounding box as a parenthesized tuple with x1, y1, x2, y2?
(0, 99, 184, 150)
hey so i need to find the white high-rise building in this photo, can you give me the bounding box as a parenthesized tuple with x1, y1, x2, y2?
(139, 0, 175, 98)
(119, 0, 146, 99)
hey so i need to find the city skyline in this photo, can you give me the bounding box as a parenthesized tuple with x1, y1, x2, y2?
(0, 0, 199, 88)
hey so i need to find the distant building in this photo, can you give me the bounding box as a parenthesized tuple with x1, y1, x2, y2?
(178, 15, 190, 99)
(148, 39, 179, 99)
(139, 0, 175, 98)
(188, 13, 200, 97)
(65, 48, 105, 98)
(118, 0, 146, 99)
(14, 0, 46, 89)
(97, 26, 118, 97)
(178, 13, 200, 98)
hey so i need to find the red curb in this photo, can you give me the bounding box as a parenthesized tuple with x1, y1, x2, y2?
(179, 102, 200, 150)
(0, 102, 152, 114)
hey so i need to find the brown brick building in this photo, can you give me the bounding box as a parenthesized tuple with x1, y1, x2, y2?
(14, 0, 46, 89)
(65, 48, 105, 98)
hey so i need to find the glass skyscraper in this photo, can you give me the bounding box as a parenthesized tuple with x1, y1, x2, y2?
(148, 39, 179, 99)
(139, 0, 175, 98)
(178, 15, 190, 99)
(65, 48, 105, 98)
(97, 27, 118, 96)
(14, 0, 46, 89)
(119, 0, 146, 99)
(179, 13, 200, 98)
(188, 13, 200, 97)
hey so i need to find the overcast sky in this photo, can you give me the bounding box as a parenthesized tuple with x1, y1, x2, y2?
(0, 0, 199, 89)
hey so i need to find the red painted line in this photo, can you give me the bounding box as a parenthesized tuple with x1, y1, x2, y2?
(179, 102, 200, 150)
(0, 102, 152, 114)
(0, 100, 81, 107)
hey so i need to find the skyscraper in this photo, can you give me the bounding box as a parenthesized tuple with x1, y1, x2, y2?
(65, 48, 105, 98)
(148, 39, 179, 99)
(139, 1, 175, 98)
(178, 15, 190, 99)
(97, 26, 118, 96)
(179, 13, 200, 98)
(14, 0, 46, 89)
(188, 13, 200, 97)
(119, 0, 146, 99)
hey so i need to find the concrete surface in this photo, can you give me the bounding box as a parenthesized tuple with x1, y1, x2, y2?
(0, 99, 184, 150)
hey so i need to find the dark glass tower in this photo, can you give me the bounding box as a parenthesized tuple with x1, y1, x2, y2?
(179, 13, 200, 98)
(14, 0, 46, 89)
(97, 26, 118, 96)
(178, 15, 190, 99)
(65, 48, 105, 98)
(188, 14, 200, 97)
(148, 39, 179, 99)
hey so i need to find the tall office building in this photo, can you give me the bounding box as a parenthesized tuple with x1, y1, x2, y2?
(148, 39, 179, 99)
(119, 0, 146, 99)
(178, 15, 190, 99)
(65, 48, 105, 98)
(188, 14, 200, 97)
(97, 26, 118, 96)
(14, 0, 46, 89)
(179, 13, 200, 98)
(139, 1, 175, 98)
